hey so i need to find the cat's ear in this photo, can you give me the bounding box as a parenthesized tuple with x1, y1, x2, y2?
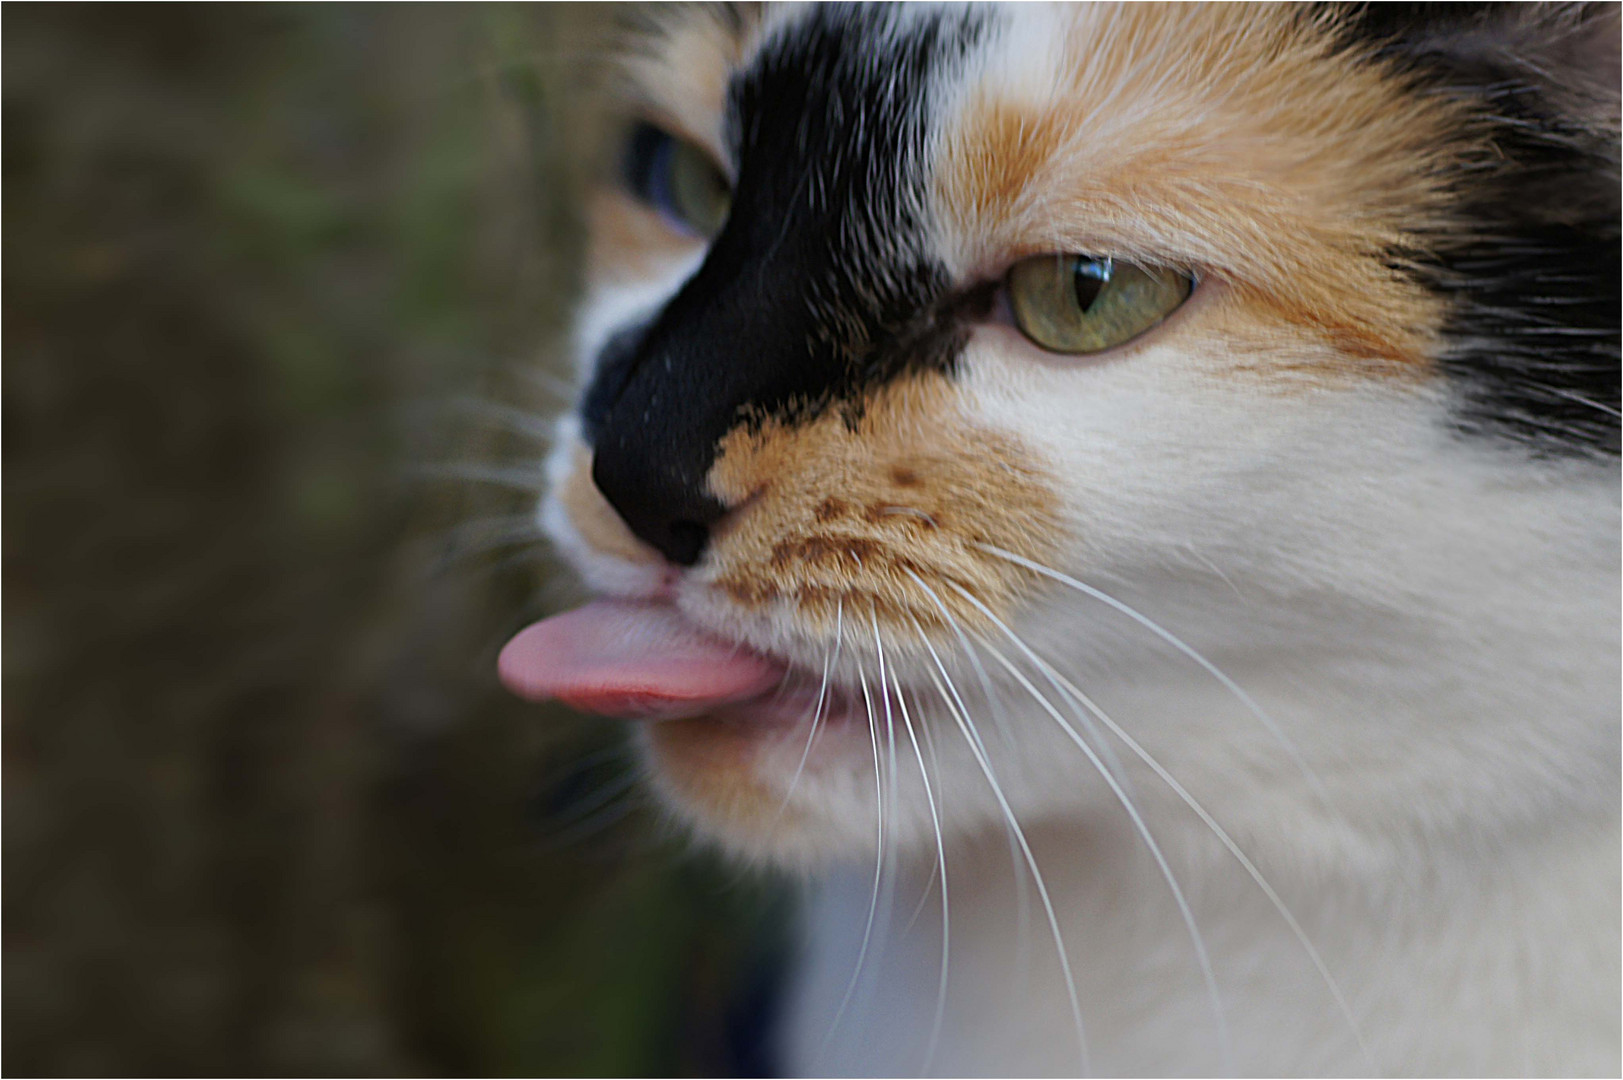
(1527, 4, 1622, 123)
(1347, 4, 1619, 124)
(1341, 3, 1619, 219)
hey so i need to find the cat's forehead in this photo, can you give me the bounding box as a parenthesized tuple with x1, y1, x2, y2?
(626, 3, 1469, 366)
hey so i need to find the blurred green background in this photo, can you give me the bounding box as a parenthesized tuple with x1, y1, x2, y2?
(4, 5, 789, 1074)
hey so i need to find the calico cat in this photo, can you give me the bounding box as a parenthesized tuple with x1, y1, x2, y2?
(500, 4, 1621, 1075)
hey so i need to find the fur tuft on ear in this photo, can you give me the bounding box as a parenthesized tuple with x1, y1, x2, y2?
(1341, 2, 1618, 191)
(1343, 3, 1618, 91)
(1334, 2, 1621, 455)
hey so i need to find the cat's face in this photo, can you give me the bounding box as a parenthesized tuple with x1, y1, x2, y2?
(516, 4, 1619, 868)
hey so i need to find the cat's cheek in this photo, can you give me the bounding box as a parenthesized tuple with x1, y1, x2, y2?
(636, 715, 883, 866)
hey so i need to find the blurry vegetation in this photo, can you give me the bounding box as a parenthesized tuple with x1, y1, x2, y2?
(4, 6, 789, 1075)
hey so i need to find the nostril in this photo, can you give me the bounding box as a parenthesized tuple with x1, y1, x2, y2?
(664, 520, 710, 567)
(588, 438, 725, 567)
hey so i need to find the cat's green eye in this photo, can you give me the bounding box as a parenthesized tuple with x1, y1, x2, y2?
(624, 123, 732, 239)
(1006, 254, 1192, 355)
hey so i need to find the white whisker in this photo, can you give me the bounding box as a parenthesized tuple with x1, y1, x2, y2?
(517, 367, 578, 406)
(1546, 386, 1622, 418)
(1035, 664, 1376, 1072)
(873, 610, 902, 1039)
(825, 645, 885, 1049)
(412, 461, 549, 491)
(444, 395, 559, 441)
(912, 617, 1090, 1075)
(422, 514, 548, 574)
(901, 683, 950, 940)
(895, 670, 950, 1075)
(971, 628, 1234, 1074)
(773, 599, 843, 827)
(923, 570, 1134, 794)
(900, 567, 1037, 977)
(898, 851, 940, 938)
(938, 580, 1227, 1062)
(873, 612, 900, 864)
(973, 543, 1337, 816)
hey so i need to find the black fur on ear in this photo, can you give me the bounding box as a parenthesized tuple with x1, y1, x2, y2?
(1345, 4, 1618, 208)
(1336, 3, 1621, 455)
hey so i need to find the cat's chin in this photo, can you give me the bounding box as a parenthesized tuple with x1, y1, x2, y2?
(637, 698, 891, 868)
(635, 655, 946, 868)
(620, 620, 962, 867)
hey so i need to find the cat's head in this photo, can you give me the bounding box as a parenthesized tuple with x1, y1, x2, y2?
(508, 4, 1619, 869)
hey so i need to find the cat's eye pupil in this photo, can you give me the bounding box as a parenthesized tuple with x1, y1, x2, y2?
(1073, 257, 1111, 313)
(1005, 252, 1192, 356)
(623, 123, 669, 205)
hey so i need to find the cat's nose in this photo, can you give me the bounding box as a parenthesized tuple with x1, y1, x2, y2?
(580, 314, 732, 567)
(589, 426, 727, 567)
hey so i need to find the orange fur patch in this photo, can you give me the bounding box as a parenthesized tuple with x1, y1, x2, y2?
(939, 4, 1471, 372)
(641, 716, 786, 835)
(701, 374, 1060, 641)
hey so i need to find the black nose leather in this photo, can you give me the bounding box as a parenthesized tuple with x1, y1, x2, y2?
(590, 420, 726, 567)
(580, 316, 727, 566)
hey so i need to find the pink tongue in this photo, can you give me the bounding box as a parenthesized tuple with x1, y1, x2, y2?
(498, 600, 786, 720)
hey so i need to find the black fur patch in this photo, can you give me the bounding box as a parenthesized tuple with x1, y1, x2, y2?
(1338, 3, 1621, 456)
(586, 5, 990, 564)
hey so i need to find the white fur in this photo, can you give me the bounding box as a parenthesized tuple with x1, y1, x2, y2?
(776, 317, 1621, 1076)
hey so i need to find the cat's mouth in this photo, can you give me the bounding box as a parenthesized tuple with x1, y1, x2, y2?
(498, 598, 883, 731)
